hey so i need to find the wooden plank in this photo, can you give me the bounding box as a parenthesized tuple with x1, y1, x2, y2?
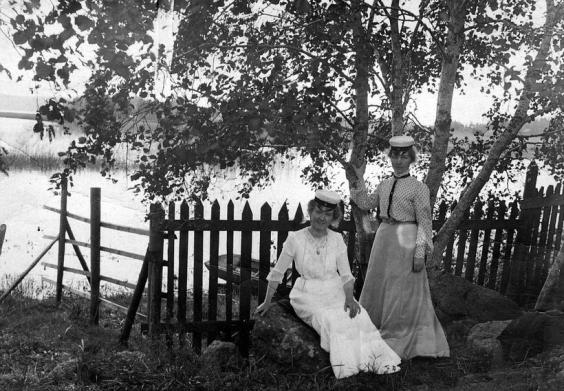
(277, 203, 290, 288)
(500, 201, 520, 294)
(166, 202, 175, 345)
(100, 221, 150, 236)
(454, 209, 470, 277)
(43, 205, 90, 224)
(0, 238, 58, 303)
(147, 203, 165, 338)
(207, 201, 220, 345)
(225, 201, 234, 331)
(259, 202, 272, 304)
(43, 236, 146, 261)
(487, 202, 506, 290)
(444, 202, 457, 273)
(90, 187, 101, 325)
(291, 204, 304, 285)
(56, 179, 68, 303)
(540, 200, 559, 284)
(477, 201, 496, 286)
(120, 248, 150, 344)
(506, 163, 538, 304)
(524, 188, 544, 298)
(177, 201, 189, 333)
(554, 183, 564, 253)
(239, 202, 253, 357)
(43, 205, 150, 236)
(534, 186, 554, 290)
(193, 199, 204, 352)
(41, 276, 147, 319)
(41, 262, 137, 290)
(65, 218, 91, 285)
(465, 200, 483, 282)
(521, 194, 564, 210)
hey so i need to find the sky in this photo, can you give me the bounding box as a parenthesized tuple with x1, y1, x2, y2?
(0, 0, 547, 126)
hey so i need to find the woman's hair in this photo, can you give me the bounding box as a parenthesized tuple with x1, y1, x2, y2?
(388, 146, 417, 163)
(307, 199, 343, 227)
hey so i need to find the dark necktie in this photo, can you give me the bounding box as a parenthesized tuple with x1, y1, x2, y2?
(387, 173, 410, 219)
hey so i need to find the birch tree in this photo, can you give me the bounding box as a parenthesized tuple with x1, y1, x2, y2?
(3, 0, 564, 280)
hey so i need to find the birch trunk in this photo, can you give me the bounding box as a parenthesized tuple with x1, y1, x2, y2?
(430, 0, 558, 267)
(347, 0, 374, 279)
(426, 0, 467, 209)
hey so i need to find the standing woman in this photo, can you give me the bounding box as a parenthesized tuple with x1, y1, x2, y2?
(350, 136, 449, 360)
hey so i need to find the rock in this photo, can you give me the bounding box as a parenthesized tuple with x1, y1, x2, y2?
(445, 318, 479, 348)
(429, 273, 522, 324)
(467, 320, 512, 369)
(48, 359, 78, 381)
(201, 340, 241, 371)
(498, 310, 564, 362)
(251, 299, 329, 373)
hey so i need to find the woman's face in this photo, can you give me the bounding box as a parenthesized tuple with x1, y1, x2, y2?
(309, 204, 334, 232)
(389, 150, 412, 173)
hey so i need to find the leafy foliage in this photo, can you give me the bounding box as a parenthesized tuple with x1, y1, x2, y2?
(1, 0, 563, 205)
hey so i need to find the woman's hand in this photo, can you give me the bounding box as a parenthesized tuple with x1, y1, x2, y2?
(413, 257, 425, 273)
(254, 301, 274, 317)
(346, 162, 366, 185)
(344, 297, 361, 318)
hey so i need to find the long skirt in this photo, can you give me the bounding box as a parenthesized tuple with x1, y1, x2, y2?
(290, 276, 401, 378)
(359, 222, 450, 360)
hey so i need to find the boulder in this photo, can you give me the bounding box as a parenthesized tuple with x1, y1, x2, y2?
(200, 340, 241, 371)
(251, 299, 329, 373)
(498, 310, 564, 362)
(466, 320, 512, 369)
(429, 273, 522, 324)
(445, 318, 479, 348)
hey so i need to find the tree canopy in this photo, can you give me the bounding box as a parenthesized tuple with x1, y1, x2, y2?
(2, 0, 564, 265)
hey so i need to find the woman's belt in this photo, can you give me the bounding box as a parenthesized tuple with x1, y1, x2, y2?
(380, 217, 417, 225)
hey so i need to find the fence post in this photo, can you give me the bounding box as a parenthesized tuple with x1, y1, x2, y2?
(507, 162, 538, 303)
(56, 178, 68, 303)
(147, 203, 165, 338)
(90, 187, 101, 325)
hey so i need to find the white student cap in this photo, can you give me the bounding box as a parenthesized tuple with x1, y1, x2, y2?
(314, 190, 341, 210)
(389, 135, 415, 149)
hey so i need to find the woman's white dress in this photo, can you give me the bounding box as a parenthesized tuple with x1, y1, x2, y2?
(267, 228, 401, 378)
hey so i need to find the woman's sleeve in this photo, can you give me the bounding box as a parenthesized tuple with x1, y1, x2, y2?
(350, 181, 379, 211)
(266, 233, 295, 283)
(414, 183, 434, 259)
(335, 235, 355, 285)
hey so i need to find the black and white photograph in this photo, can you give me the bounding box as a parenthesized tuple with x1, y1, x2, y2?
(1, 0, 563, 389)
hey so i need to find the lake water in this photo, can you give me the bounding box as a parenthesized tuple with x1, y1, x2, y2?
(0, 118, 558, 296)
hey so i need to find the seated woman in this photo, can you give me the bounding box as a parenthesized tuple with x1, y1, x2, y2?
(255, 190, 401, 379)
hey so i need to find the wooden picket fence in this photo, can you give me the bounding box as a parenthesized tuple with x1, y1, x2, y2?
(34, 161, 563, 353)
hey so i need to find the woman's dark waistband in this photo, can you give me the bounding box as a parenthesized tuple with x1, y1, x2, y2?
(379, 217, 417, 225)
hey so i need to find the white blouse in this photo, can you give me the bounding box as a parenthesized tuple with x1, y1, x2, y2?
(266, 228, 355, 286)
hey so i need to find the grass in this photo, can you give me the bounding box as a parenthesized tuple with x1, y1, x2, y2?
(1, 278, 562, 390)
